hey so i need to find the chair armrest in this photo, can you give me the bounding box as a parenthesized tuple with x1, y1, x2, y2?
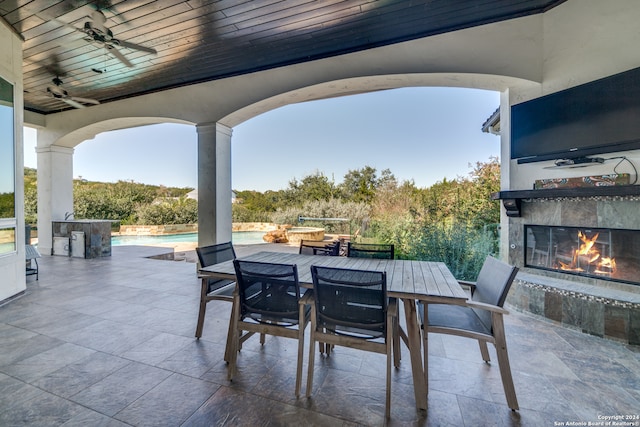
(197, 270, 233, 280)
(457, 280, 476, 289)
(197, 270, 219, 279)
(465, 300, 510, 315)
(209, 281, 236, 297)
(457, 280, 476, 296)
(300, 290, 314, 306)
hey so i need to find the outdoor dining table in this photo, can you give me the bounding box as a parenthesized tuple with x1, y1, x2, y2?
(200, 250, 469, 411)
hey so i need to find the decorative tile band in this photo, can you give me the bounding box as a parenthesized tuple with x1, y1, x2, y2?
(528, 196, 640, 202)
(516, 279, 640, 310)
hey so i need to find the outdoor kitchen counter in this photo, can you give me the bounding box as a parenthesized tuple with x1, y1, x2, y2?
(51, 220, 112, 258)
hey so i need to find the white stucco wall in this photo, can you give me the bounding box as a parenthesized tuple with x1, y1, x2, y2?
(0, 20, 26, 302)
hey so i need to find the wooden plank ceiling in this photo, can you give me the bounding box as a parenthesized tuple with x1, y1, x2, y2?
(1, 0, 566, 114)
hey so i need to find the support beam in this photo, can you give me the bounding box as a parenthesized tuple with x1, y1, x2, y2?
(36, 145, 74, 255)
(197, 122, 233, 247)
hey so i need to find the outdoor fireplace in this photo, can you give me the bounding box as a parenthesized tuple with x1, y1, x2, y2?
(525, 225, 640, 286)
(493, 189, 640, 345)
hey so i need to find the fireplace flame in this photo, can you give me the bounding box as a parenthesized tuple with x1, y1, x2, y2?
(558, 231, 616, 276)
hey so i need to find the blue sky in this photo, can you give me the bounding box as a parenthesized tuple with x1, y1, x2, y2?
(23, 87, 500, 192)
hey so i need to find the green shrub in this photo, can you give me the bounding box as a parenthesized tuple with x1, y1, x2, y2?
(406, 221, 496, 280)
(232, 204, 272, 222)
(270, 198, 370, 234)
(135, 197, 198, 225)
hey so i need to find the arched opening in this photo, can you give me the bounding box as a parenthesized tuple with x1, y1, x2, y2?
(26, 85, 501, 256)
(231, 86, 500, 192)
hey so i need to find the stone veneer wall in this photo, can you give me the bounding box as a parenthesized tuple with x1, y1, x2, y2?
(285, 227, 325, 243)
(117, 224, 199, 235)
(118, 222, 279, 235)
(505, 196, 640, 345)
(52, 221, 112, 258)
(232, 222, 278, 232)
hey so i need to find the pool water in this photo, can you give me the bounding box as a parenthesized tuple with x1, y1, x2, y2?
(111, 231, 266, 246)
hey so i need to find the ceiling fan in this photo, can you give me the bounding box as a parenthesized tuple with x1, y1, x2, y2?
(54, 9, 157, 68)
(24, 54, 100, 109)
(46, 76, 100, 109)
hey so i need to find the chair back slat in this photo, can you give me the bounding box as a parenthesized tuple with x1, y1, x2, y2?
(234, 260, 302, 324)
(311, 265, 387, 339)
(347, 242, 394, 259)
(471, 256, 519, 330)
(196, 242, 236, 267)
(299, 240, 340, 256)
(196, 242, 237, 293)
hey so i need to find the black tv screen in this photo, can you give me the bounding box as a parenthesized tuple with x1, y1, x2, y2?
(511, 66, 640, 163)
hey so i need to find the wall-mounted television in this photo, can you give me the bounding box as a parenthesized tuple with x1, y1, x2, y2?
(511, 66, 640, 164)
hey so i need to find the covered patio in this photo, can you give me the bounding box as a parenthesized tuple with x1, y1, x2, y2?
(1, 245, 638, 426)
(2, 0, 640, 424)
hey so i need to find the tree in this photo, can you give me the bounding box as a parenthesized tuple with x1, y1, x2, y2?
(23, 168, 38, 225)
(340, 166, 395, 204)
(414, 157, 500, 228)
(285, 171, 336, 205)
(466, 156, 501, 226)
(371, 178, 420, 219)
(234, 190, 280, 212)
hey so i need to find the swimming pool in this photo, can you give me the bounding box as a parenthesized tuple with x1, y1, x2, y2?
(111, 231, 266, 246)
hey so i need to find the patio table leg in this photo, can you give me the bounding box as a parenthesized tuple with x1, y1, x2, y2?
(223, 293, 238, 363)
(227, 293, 242, 380)
(402, 298, 427, 410)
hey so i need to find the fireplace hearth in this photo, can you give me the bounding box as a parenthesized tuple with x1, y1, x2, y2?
(525, 225, 640, 286)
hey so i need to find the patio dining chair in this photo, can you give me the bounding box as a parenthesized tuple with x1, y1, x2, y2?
(229, 260, 312, 397)
(345, 241, 401, 361)
(347, 242, 394, 259)
(195, 242, 236, 338)
(418, 255, 520, 410)
(307, 265, 397, 418)
(299, 239, 340, 256)
(196, 242, 260, 362)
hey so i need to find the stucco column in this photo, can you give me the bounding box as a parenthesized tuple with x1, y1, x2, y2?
(36, 145, 74, 255)
(197, 122, 233, 246)
(500, 89, 512, 263)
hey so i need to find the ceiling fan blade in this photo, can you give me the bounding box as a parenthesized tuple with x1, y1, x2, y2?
(106, 45, 133, 67)
(116, 39, 157, 55)
(43, 53, 67, 77)
(63, 98, 86, 109)
(70, 96, 100, 105)
(42, 14, 86, 35)
(92, 1, 129, 26)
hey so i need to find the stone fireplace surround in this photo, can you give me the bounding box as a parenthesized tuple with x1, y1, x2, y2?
(497, 187, 640, 346)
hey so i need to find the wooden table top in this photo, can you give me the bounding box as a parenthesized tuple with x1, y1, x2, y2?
(200, 251, 469, 304)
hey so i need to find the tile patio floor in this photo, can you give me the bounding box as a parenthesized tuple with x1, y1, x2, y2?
(1, 244, 639, 426)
